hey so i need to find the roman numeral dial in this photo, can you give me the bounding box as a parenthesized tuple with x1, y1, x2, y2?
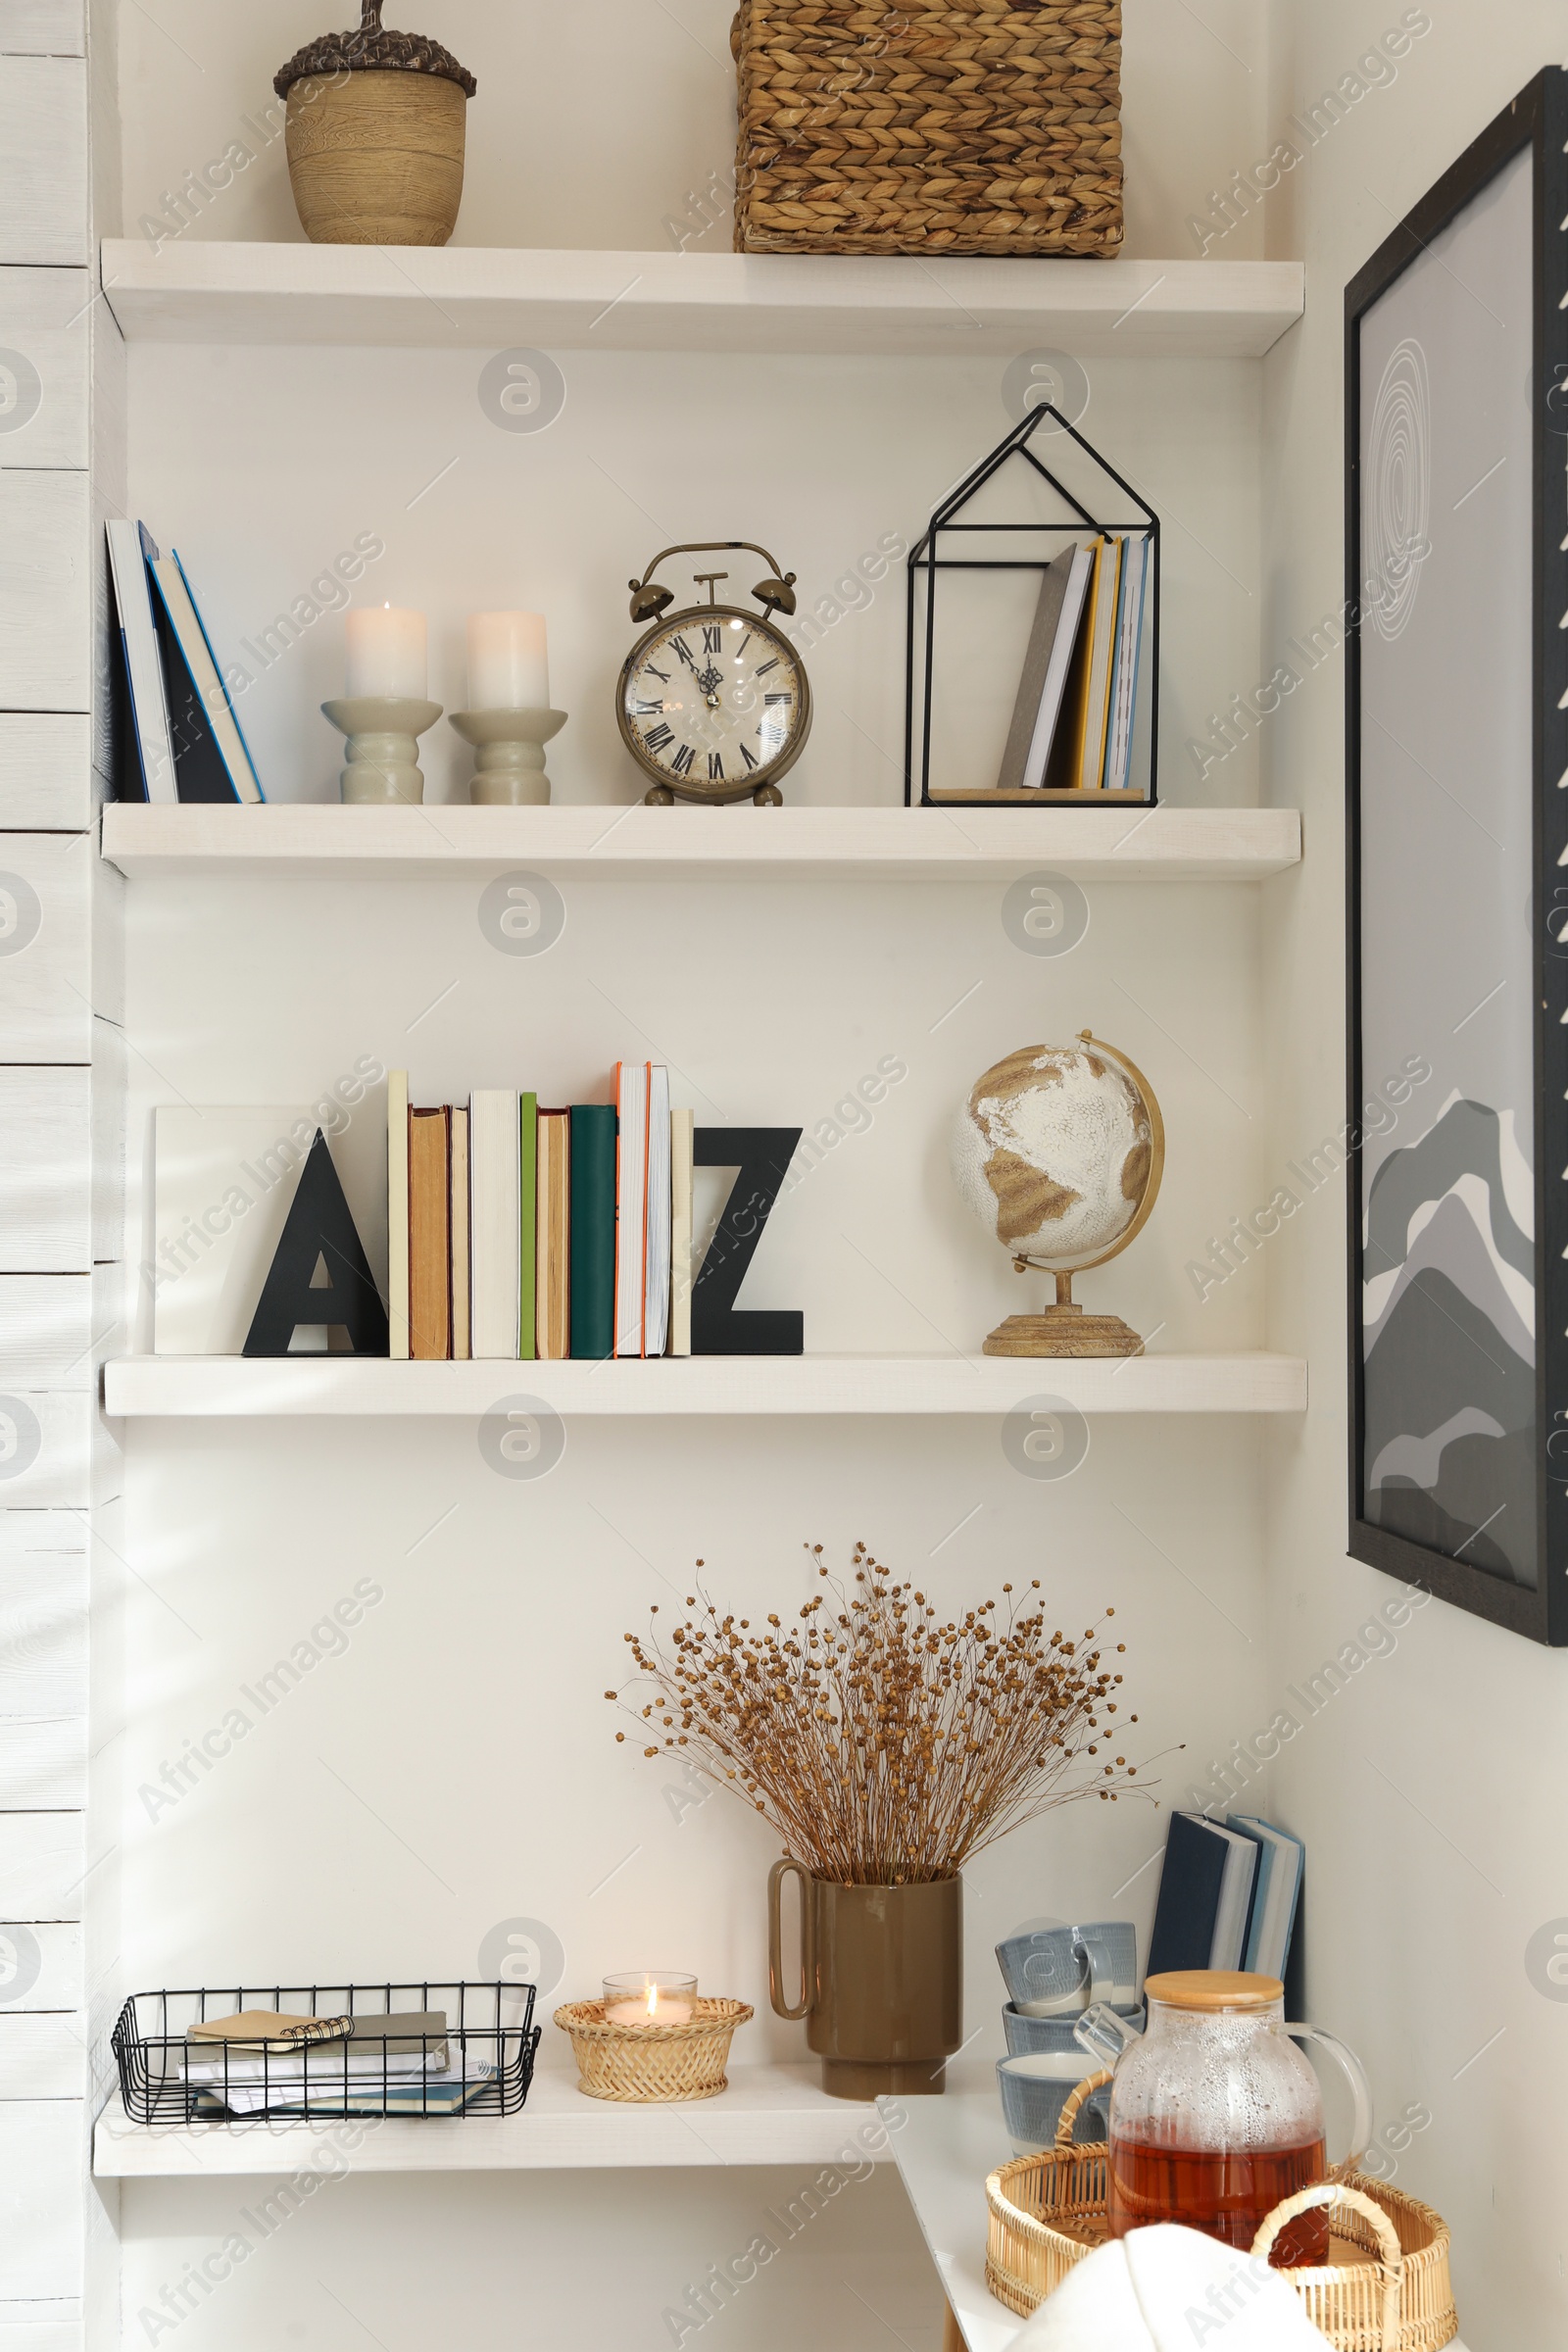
(618, 603, 811, 803)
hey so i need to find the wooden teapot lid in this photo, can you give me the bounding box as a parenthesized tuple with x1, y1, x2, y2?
(1145, 1970, 1284, 2011)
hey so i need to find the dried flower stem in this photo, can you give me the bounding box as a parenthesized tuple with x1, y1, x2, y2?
(609, 1542, 1140, 1885)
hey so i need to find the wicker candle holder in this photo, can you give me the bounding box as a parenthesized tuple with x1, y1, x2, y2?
(554, 1997, 754, 2104)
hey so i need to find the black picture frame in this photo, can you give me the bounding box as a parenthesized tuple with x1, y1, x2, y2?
(1346, 67, 1568, 1643)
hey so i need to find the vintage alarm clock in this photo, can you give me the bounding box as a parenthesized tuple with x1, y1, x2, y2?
(616, 541, 812, 807)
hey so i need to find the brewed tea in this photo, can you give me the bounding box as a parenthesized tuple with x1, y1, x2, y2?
(1107, 2131, 1330, 2268)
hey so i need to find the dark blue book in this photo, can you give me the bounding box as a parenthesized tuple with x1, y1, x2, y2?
(1147, 1811, 1258, 1977)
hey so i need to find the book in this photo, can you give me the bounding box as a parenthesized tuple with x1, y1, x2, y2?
(613, 1061, 650, 1357)
(1227, 1813, 1305, 1982)
(1019, 544, 1096, 795)
(1042, 538, 1103, 791)
(1103, 534, 1151, 795)
(469, 1090, 520, 1360)
(105, 520, 175, 803)
(387, 1071, 410, 1360)
(1147, 1810, 1259, 1977)
(449, 1106, 470, 1360)
(186, 2009, 350, 2053)
(518, 1093, 538, 1361)
(997, 544, 1081, 796)
(645, 1065, 671, 1358)
(670, 1107, 694, 1358)
(148, 554, 264, 803)
(535, 1108, 570, 1359)
(408, 1104, 452, 1360)
(1075, 533, 1125, 790)
(196, 2070, 492, 2118)
(570, 1103, 617, 1360)
(185, 2011, 449, 2071)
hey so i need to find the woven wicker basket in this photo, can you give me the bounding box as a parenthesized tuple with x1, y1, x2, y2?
(984, 2074, 1458, 2352)
(554, 1998, 754, 2103)
(731, 1, 1123, 257)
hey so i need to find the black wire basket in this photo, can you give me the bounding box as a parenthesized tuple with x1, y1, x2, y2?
(111, 1982, 539, 2125)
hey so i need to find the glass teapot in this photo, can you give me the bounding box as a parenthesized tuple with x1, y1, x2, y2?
(1074, 1971, 1372, 2268)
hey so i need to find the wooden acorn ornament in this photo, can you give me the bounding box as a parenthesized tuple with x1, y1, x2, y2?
(275, 1, 477, 247)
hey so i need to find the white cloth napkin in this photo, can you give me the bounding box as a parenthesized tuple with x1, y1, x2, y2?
(1012, 2225, 1330, 2351)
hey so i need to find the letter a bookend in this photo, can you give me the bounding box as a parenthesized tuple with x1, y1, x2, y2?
(243, 1128, 389, 1356)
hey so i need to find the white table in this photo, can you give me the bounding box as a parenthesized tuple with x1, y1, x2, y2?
(879, 2072, 1474, 2352)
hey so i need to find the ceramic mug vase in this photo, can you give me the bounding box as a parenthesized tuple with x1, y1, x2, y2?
(767, 1859, 962, 2100)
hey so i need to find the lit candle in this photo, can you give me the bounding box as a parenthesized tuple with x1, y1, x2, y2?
(602, 1972, 697, 2027)
(346, 605, 426, 700)
(467, 612, 549, 710)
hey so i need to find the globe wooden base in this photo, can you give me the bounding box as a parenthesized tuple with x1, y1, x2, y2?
(983, 1307, 1145, 1359)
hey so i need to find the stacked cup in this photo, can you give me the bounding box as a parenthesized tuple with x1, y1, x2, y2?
(993, 1918, 1144, 2155)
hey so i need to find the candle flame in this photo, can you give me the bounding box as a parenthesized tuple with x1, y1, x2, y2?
(645, 1983, 658, 2020)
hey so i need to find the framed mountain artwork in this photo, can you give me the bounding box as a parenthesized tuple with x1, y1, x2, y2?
(1346, 69, 1568, 1643)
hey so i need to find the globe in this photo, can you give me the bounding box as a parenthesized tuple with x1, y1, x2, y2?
(951, 1031, 1164, 1356)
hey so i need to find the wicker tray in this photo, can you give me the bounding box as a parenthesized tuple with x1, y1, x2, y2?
(731, 1, 1123, 258)
(985, 2073, 1457, 2352)
(554, 1997, 754, 2103)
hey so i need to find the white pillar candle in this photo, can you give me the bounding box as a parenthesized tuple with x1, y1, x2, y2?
(604, 1990, 696, 2028)
(467, 612, 550, 710)
(346, 605, 426, 700)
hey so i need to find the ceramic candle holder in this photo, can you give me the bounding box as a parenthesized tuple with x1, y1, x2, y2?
(322, 696, 443, 805)
(448, 708, 567, 806)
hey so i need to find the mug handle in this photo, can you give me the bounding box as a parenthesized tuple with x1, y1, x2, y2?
(767, 1857, 814, 2022)
(1283, 2024, 1373, 2180)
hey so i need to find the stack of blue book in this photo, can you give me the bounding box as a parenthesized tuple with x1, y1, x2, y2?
(1147, 1812, 1305, 1984)
(106, 518, 264, 805)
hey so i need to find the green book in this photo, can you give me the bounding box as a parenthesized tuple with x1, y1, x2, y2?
(569, 1103, 616, 1359)
(518, 1092, 538, 1360)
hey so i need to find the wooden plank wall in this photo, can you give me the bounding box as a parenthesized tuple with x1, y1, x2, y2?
(0, 0, 122, 2335)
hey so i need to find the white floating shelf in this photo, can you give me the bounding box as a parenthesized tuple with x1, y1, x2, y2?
(98, 243, 1304, 359)
(92, 2064, 883, 2178)
(103, 1354, 1307, 1419)
(99, 804, 1300, 882)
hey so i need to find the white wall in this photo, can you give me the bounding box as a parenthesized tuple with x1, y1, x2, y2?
(101, 5, 1359, 2350)
(1255, 6, 1567, 2346)
(117, 0, 1266, 260)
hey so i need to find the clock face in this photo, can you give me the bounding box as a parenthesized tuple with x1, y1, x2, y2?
(618, 607, 810, 799)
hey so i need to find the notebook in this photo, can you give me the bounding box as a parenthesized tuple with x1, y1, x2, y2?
(535, 1109, 570, 1360)
(387, 1070, 410, 1360)
(570, 1103, 617, 1359)
(997, 543, 1080, 795)
(613, 1061, 650, 1357)
(105, 519, 175, 803)
(408, 1104, 452, 1360)
(518, 1092, 538, 1361)
(1147, 1810, 1259, 1976)
(1074, 534, 1125, 790)
(1020, 543, 1096, 794)
(1227, 1814, 1305, 1982)
(645, 1066, 671, 1358)
(148, 554, 264, 802)
(449, 1106, 470, 1360)
(669, 1107, 695, 1358)
(1103, 535, 1151, 795)
(469, 1090, 520, 1360)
